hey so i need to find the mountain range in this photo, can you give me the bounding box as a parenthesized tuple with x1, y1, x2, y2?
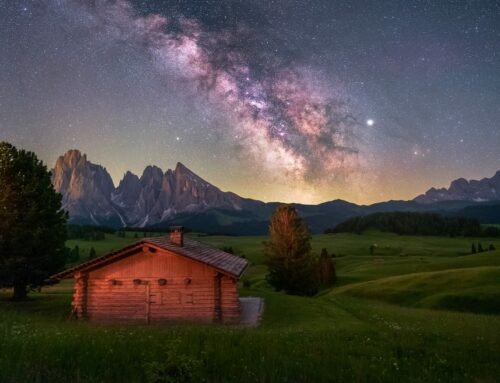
(51, 150, 500, 234)
(415, 171, 500, 203)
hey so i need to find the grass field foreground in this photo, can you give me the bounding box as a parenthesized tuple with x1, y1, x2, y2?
(0, 231, 499, 382)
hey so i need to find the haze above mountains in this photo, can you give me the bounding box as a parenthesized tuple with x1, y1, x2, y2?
(52, 150, 500, 234)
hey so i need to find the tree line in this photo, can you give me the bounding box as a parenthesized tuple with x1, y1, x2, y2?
(326, 212, 500, 237)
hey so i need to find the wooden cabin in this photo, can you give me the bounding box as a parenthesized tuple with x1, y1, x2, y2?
(51, 227, 248, 324)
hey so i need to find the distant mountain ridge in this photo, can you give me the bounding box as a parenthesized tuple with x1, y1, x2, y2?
(51, 150, 500, 234)
(415, 171, 500, 204)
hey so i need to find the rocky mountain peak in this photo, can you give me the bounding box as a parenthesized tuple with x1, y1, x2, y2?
(52, 150, 117, 226)
(415, 171, 500, 204)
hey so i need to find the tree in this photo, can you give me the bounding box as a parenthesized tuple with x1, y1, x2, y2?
(264, 205, 318, 296)
(471, 243, 476, 254)
(489, 244, 496, 251)
(88, 247, 97, 259)
(68, 245, 80, 263)
(317, 248, 336, 287)
(478, 243, 484, 253)
(0, 142, 67, 300)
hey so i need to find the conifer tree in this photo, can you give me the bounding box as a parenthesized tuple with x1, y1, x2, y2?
(0, 142, 67, 300)
(264, 205, 318, 296)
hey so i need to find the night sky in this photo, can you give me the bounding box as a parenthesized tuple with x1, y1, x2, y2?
(1, 0, 499, 204)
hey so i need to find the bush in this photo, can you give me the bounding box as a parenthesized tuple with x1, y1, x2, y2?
(220, 246, 234, 254)
(243, 279, 252, 288)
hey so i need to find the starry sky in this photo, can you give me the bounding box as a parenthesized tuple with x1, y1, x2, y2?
(1, 0, 499, 204)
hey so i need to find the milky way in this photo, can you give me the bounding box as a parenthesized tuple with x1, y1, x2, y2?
(74, 0, 364, 186)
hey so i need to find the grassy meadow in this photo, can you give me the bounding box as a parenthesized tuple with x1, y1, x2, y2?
(1, 231, 500, 382)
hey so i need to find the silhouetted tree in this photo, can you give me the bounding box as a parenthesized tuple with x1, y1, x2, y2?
(68, 245, 80, 263)
(478, 243, 484, 253)
(317, 248, 336, 287)
(489, 244, 496, 251)
(88, 247, 97, 259)
(471, 243, 477, 254)
(0, 142, 67, 300)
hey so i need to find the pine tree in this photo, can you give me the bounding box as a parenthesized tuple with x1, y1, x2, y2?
(0, 142, 67, 300)
(69, 245, 80, 262)
(264, 205, 318, 296)
(317, 248, 336, 287)
(489, 244, 496, 251)
(478, 243, 484, 253)
(88, 247, 97, 259)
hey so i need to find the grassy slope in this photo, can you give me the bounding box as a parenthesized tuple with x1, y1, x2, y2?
(0, 231, 499, 382)
(334, 265, 500, 314)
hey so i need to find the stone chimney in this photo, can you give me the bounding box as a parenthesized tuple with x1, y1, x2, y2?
(169, 226, 184, 246)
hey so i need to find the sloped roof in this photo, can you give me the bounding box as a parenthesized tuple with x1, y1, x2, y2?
(50, 237, 248, 280)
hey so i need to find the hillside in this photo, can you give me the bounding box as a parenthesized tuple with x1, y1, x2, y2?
(335, 265, 500, 314)
(2, 231, 500, 382)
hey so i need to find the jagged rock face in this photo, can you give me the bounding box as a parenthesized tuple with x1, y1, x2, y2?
(52, 150, 251, 227)
(52, 150, 117, 225)
(170, 162, 243, 212)
(415, 171, 500, 204)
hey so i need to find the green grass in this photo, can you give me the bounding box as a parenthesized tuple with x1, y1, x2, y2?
(1, 231, 500, 382)
(335, 266, 500, 314)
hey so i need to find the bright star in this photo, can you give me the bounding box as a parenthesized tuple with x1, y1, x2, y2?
(366, 119, 374, 126)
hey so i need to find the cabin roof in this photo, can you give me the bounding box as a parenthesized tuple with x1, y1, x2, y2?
(50, 237, 249, 280)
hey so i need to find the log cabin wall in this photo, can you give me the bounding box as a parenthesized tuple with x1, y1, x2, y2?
(220, 276, 240, 324)
(72, 272, 88, 319)
(71, 247, 241, 323)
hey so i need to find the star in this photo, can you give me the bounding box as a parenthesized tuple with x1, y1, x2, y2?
(366, 119, 374, 126)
